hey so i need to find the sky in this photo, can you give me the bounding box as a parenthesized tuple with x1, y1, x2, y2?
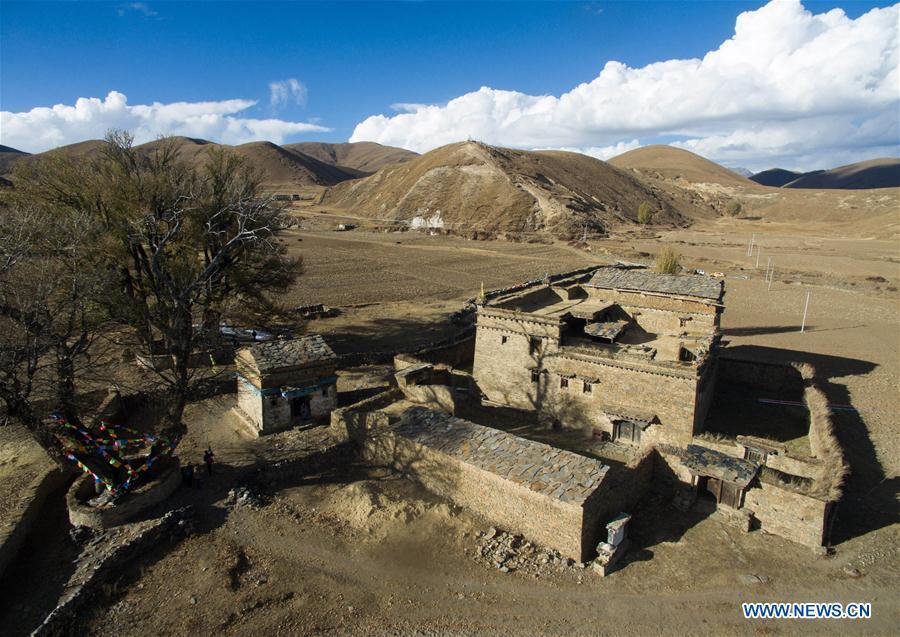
(1, 0, 898, 172)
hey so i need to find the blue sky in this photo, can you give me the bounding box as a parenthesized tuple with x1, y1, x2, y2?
(1, 1, 898, 170)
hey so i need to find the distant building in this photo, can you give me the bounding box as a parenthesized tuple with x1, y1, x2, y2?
(234, 335, 338, 435)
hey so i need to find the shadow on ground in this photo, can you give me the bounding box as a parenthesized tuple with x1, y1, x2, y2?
(722, 345, 895, 544)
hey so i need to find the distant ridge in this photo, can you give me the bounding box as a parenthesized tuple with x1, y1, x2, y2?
(0, 137, 373, 187)
(781, 158, 900, 190)
(284, 141, 417, 174)
(749, 168, 806, 187)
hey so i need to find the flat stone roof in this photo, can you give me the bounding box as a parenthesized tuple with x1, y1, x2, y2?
(244, 335, 337, 373)
(585, 267, 724, 301)
(681, 444, 759, 487)
(390, 406, 609, 505)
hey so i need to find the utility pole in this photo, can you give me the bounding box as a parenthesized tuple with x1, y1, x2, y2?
(765, 257, 772, 282)
(747, 234, 756, 257)
(768, 264, 774, 292)
(801, 290, 811, 332)
(756, 246, 761, 269)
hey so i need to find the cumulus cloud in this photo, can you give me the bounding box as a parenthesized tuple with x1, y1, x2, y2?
(0, 91, 330, 153)
(269, 79, 308, 109)
(350, 0, 900, 171)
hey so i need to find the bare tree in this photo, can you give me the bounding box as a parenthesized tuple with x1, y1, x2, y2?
(6, 132, 299, 442)
(0, 205, 112, 460)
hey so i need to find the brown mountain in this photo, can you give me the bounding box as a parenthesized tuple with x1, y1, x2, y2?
(321, 141, 691, 236)
(3, 137, 363, 188)
(749, 168, 806, 187)
(284, 141, 417, 174)
(781, 158, 900, 189)
(133, 138, 360, 187)
(609, 145, 757, 187)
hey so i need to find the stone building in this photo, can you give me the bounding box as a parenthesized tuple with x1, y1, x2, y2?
(332, 397, 653, 561)
(331, 266, 843, 559)
(234, 335, 338, 436)
(473, 266, 724, 447)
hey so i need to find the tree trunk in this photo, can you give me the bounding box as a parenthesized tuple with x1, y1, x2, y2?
(55, 346, 80, 425)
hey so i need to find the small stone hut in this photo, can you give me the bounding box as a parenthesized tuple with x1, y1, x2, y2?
(234, 335, 338, 435)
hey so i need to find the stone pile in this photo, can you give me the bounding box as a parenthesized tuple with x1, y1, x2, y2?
(226, 485, 267, 509)
(469, 526, 588, 580)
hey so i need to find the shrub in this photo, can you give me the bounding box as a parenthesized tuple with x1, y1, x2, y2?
(637, 202, 654, 224)
(725, 199, 743, 216)
(654, 245, 680, 274)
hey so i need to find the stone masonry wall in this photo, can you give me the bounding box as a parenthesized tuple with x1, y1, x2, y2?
(743, 481, 830, 547)
(365, 429, 589, 560)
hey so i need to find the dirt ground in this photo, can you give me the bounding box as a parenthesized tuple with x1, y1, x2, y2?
(2, 216, 898, 635)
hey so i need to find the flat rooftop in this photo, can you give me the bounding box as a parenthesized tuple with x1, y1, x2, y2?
(381, 402, 610, 506)
(585, 267, 724, 302)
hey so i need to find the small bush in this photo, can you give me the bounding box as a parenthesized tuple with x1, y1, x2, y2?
(654, 245, 680, 274)
(725, 199, 743, 217)
(637, 202, 654, 224)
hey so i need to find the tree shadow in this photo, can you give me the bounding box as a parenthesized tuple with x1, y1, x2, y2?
(721, 345, 894, 543)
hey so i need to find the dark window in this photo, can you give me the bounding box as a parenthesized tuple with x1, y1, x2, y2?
(529, 337, 542, 355)
(530, 370, 540, 383)
(322, 386, 328, 396)
(679, 347, 697, 362)
(560, 377, 568, 389)
(501, 335, 508, 344)
(583, 382, 592, 394)
(744, 447, 766, 463)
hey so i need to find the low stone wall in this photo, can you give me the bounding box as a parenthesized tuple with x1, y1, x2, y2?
(67, 457, 181, 529)
(0, 466, 74, 580)
(329, 389, 402, 443)
(34, 507, 194, 637)
(743, 481, 831, 547)
(717, 355, 804, 394)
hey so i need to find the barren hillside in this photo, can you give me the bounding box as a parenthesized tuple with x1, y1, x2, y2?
(610, 145, 757, 188)
(608, 145, 900, 237)
(134, 138, 359, 187)
(782, 158, 900, 189)
(285, 141, 417, 174)
(321, 141, 693, 237)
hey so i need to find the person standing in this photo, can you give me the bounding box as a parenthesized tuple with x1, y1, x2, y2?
(203, 447, 215, 476)
(182, 463, 194, 487)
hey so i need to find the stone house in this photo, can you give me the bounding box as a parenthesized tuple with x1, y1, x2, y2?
(473, 266, 724, 447)
(234, 335, 338, 436)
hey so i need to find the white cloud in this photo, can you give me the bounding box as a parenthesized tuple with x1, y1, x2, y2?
(537, 140, 642, 161)
(350, 0, 900, 171)
(269, 79, 308, 109)
(390, 103, 431, 113)
(0, 91, 330, 153)
(118, 3, 158, 18)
